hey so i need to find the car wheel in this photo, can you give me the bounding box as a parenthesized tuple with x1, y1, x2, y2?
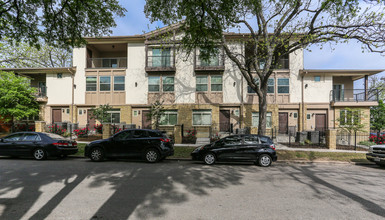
(203, 153, 216, 165)
(258, 154, 272, 167)
(90, 147, 104, 162)
(144, 149, 160, 163)
(33, 148, 47, 160)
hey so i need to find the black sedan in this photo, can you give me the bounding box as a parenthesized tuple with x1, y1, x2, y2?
(0, 132, 78, 160)
(191, 134, 277, 167)
(84, 129, 174, 162)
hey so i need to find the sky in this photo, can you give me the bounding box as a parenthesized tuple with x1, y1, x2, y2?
(110, 0, 385, 87)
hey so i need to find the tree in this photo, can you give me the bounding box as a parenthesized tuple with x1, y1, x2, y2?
(0, 39, 72, 68)
(147, 100, 164, 130)
(371, 100, 385, 132)
(0, 0, 126, 48)
(0, 71, 39, 123)
(90, 104, 113, 124)
(369, 75, 385, 101)
(145, 0, 385, 135)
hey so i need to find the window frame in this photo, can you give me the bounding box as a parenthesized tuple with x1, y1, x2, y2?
(148, 76, 160, 92)
(314, 76, 321, 82)
(277, 78, 290, 94)
(152, 48, 172, 67)
(210, 75, 223, 92)
(86, 76, 97, 92)
(114, 76, 125, 91)
(99, 76, 111, 91)
(252, 112, 272, 128)
(159, 110, 178, 126)
(196, 76, 208, 92)
(107, 109, 121, 123)
(162, 76, 175, 92)
(192, 110, 212, 126)
(340, 109, 360, 126)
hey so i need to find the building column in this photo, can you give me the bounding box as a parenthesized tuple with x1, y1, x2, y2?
(102, 123, 111, 139)
(35, 121, 46, 132)
(174, 124, 182, 144)
(326, 129, 337, 150)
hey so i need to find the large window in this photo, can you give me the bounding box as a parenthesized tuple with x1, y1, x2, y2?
(148, 76, 160, 92)
(252, 112, 272, 128)
(193, 110, 212, 126)
(211, 76, 222, 91)
(160, 110, 178, 126)
(107, 109, 120, 123)
(200, 48, 220, 66)
(114, 76, 125, 91)
(196, 76, 208, 91)
(340, 109, 360, 126)
(267, 78, 274, 93)
(162, 76, 174, 92)
(100, 76, 111, 91)
(248, 78, 260, 93)
(86, 76, 97, 91)
(152, 48, 171, 67)
(278, 78, 289, 94)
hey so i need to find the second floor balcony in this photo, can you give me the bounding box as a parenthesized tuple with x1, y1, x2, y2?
(32, 85, 48, 102)
(87, 57, 127, 69)
(145, 55, 175, 72)
(195, 54, 225, 72)
(330, 89, 378, 106)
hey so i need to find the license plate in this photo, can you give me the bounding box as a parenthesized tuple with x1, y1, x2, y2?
(68, 143, 72, 147)
(374, 157, 380, 162)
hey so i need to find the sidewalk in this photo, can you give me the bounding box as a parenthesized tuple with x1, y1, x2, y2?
(275, 143, 367, 153)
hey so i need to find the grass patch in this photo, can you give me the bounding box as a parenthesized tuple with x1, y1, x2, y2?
(75, 143, 86, 157)
(169, 146, 196, 159)
(277, 150, 368, 163)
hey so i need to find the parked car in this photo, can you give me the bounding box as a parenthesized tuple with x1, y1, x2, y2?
(0, 132, 78, 160)
(366, 144, 385, 167)
(84, 129, 174, 162)
(191, 134, 277, 167)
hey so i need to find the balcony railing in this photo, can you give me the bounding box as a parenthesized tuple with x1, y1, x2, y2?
(195, 55, 225, 71)
(330, 89, 378, 102)
(146, 55, 175, 72)
(32, 86, 47, 101)
(87, 57, 127, 68)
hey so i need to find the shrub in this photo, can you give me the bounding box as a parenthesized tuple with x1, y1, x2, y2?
(369, 134, 385, 144)
(48, 125, 66, 135)
(210, 132, 221, 143)
(94, 124, 103, 134)
(73, 127, 89, 138)
(182, 129, 197, 144)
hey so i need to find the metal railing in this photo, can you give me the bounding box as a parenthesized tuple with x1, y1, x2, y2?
(32, 86, 47, 98)
(146, 55, 175, 68)
(87, 57, 127, 68)
(195, 55, 225, 68)
(330, 89, 378, 102)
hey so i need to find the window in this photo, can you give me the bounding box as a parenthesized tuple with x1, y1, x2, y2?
(222, 136, 242, 146)
(86, 76, 97, 91)
(277, 54, 289, 69)
(107, 109, 120, 123)
(133, 110, 139, 117)
(192, 110, 211, 126)
(162, 76, 174, 92)
(267, 78, 274, 93)
(114, 131, 132, 141)
(196, 76, 208, 91)
(22, 134, 40, 141)
(57, 73, 62, 78)
(133, 130, 148, 138)
(307, 114, 311, 120)
(152, 48, 171, 67)
(103, 59, 118, 68)
(314, 76, 321, 82)
(293, 112, 298, 118)
(340, 109, 360, 126)
(100, 76, 111, 91)
(4, 133, 24, 141)
(252, 112, 272, 128)
(248, 78, 260, 93)
(211, 76, 222, 91)
(114, 76, 125, 91)
(63, 108, 69, 114)
(78, 109, 83, 115)
(200, 48, 220, 66)
(244, 135, 259, 144)
(160, 110, 178, 126)
(278, 78, 289, 93)
(148, 76, 160, 92)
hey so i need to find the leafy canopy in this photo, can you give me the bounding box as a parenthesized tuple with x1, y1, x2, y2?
(90, 104, 113, 124)
(371, 100, 385, 132)
(0, 71, 39, 122)
(0, 0, 126, 48)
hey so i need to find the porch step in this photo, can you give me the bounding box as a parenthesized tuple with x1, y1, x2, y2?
(196, 137, 210, 145)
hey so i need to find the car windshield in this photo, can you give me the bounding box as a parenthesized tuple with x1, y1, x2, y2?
(44, 133, 66, 140)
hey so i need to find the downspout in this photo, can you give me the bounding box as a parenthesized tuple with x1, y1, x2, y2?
(301, 71, 306, 132)
(68, 68, 75, 124)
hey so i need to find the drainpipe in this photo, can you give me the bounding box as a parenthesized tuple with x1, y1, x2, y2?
(301, 71, 306, 132)
(68, 68, 75, 124)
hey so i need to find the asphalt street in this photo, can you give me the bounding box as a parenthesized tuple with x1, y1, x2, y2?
(0, 157, 384, 220)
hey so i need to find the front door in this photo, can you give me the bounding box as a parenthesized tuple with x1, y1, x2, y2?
(315, 114, 326, 132)
(333, 84, 344, 101)
(279, 112, 288, 134)
(52, 109, 62, 123)
(142, 110, 151, 129)
(219, 110, 230, 132)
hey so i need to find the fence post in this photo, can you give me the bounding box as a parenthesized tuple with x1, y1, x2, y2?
(181, 124, 184, 138)
(102, 123, 112, 139)
(326, 129, 337, 150)
(354, 131, 357, 151)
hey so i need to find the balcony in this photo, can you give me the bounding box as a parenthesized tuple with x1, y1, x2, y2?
(330, 89, 379, 106)
(195, 55, 225, 72)
(33, 86, 48, 102)
(145, 55, 175, 72)
(87, 58, 127, 69)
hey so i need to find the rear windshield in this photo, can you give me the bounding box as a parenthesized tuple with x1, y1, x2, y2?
(44, 133, 66, 140)
(259, 136, 272, 144)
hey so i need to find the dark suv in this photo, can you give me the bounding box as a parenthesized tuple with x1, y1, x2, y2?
(191, 134, 277, 167)
(85, 129, 174, 162)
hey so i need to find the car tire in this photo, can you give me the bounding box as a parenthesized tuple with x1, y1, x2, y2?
(144, 148, 160, 163)
(33, 148, 47, 160)
(258, 154, 272, 167)
(203, 153, 216, 165)
(90, 147, 105, 162)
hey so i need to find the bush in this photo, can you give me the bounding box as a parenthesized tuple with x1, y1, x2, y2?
(73, 127, 89, 138)
(358, 141, 376, 147)
(13, 123, 35, 132)
(369, 134, 385, 144)
(210, 132, 221, 143)
(94, 124, 103, 134)
(48, 125, 66, 135)
(182, 129, 197, 144)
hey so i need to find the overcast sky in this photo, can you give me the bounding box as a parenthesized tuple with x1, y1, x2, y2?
(110, 0, 385, 87)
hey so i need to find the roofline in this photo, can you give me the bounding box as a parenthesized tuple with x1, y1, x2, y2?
(0, 67, 77, 75)
(300, 69, 385, 80)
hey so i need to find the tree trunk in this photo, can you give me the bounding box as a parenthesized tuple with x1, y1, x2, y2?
(258, 90, 268, 136)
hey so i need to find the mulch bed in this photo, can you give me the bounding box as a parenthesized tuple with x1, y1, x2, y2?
(282, 143, 368, 151)
(77, 135, 103, 142)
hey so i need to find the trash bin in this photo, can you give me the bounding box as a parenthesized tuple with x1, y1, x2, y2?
(307, 131, 320, 144)
(296, 132, 307, 143)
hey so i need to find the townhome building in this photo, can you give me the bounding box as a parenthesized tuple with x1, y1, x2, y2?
(1, 26, 381, 137)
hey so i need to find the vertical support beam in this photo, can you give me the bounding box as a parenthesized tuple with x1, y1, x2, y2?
(102, 123, 112, 139)
(364, 75, 368, 101)
(174, 124, 182, 144)
(326, 129, 336, 150)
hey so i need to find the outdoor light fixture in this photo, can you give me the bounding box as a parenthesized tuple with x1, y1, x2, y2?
(233, 82, 236, 87)
(305, 84, 308, 88)
(135, 82, 137, 87)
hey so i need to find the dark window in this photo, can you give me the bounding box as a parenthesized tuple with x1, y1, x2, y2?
(132, 130, 148, 138)
(22, 134, 40, 141)
(148, 131, 162, 137)
(86, 76, 97, 91)
(100, 76, 111, 91)
(4, 133, 24, 141)
(223, 136, 242, 146)
(244, 135, 259, 144)
(114, 76, 125, 91)
(258, 136, 273, 144)
(114, 131, 132, 141)
(278, 78, 289, 93)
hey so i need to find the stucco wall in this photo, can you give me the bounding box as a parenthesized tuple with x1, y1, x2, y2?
(223, 43, 243, 104)
(126, 43, 147, 104)
(303, 74, 333, 103)
(288, 48, 304, 103)
(73, 47, 86, 104)
(174, 50, 195, 103)
(46, 73, 72, 105)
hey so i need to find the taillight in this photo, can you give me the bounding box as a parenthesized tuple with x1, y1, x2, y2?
(72, 142, 77, 146)
(53, 142, 68, 147)
(270, 144, 275, 150)
(160, 138, 170, 143)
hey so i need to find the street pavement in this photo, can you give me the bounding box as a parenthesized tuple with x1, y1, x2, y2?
(0, 157, 384, 220)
